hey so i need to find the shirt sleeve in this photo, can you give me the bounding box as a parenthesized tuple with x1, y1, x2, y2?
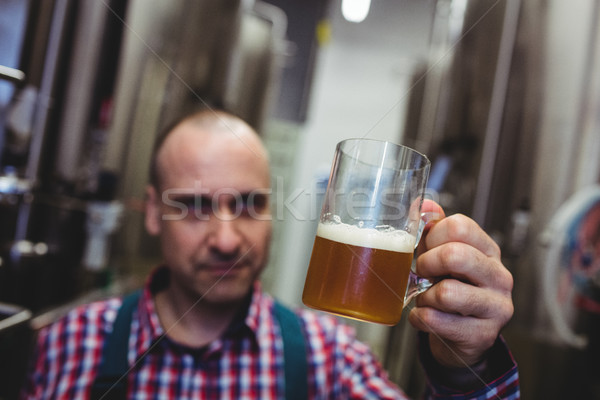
(19, 326, 50, 400)
(337, 325, 411, 400)
(418, 332, 520, 399)
(19, 300, 120, 400)
(302, 311, 411, 399)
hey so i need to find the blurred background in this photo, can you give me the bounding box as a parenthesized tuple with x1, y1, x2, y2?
(0, 0, 599, 398)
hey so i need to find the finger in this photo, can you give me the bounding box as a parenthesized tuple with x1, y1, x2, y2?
(416, 242, 513, 292)
(424, 214, 501, 259)
(415, 279, 514, 319)
(408, 307, 498, 366)
(408, 306, 497, 350)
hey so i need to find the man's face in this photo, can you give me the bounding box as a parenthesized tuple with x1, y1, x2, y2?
(145, 122, 272, 305)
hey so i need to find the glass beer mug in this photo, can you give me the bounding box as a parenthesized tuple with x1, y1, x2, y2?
(302, 139, 437, 325)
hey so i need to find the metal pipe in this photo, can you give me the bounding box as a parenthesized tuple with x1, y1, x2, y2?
(0, 65, 25, 85)
(54, 1, 109, 182)
(15, 0, 71, 240)
(24, 0, 70, 182)
(471, 0, 522, 227)
(0, 303, 31, 332)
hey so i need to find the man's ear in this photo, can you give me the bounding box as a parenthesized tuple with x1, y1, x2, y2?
(145, 185, 161, 236)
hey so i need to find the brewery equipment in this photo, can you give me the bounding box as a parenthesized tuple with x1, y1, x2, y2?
(395, 0, 600, 398)
(0, 0, 288, 309)
(0, 0, 288, 394)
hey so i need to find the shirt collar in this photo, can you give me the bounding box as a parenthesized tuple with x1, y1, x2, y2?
(243, 280, 264, 333)
(134, 266, 265, 357)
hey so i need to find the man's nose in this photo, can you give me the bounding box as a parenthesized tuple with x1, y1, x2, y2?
(207, 213, 243, 255)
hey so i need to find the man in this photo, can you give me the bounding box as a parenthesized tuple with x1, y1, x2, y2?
(21, 110, 519, 399)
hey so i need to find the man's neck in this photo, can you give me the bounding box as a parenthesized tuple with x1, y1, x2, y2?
(154, 287, 247, 348)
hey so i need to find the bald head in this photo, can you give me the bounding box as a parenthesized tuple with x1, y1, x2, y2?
(149, 110, 270, 190)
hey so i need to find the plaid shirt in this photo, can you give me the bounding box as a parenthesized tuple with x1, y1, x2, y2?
(21, 268, 519, 399)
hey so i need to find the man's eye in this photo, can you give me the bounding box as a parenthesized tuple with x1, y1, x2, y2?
(239, 193, 267, 215)
(248, 193, 268, 213)
(170, 196, 212, 217)
(230, 193, 268, 215)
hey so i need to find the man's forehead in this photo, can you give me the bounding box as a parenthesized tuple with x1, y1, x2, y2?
(157, 129, 268, 186)
(163, 119, 265, 158)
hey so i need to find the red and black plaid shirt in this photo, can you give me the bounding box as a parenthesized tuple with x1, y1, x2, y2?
(21, 267, 519, 399)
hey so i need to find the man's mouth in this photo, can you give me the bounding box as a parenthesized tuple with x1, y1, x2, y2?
(199, 261, 246, 277)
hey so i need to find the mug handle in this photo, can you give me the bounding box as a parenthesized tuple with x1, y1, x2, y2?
(403, 211, 442, 307)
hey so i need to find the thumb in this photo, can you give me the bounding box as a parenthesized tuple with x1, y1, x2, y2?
(416, 199, 445, 254)
(421, 199, 445, 220)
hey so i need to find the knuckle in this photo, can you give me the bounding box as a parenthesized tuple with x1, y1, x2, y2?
(444, 214, 472, 241)
(487, 239, 502, 259)
(496, 264, 514, 293)
(504, 269, 514, 292)
(435, 279, 457, 305)
(440, 242, 465, 269)
(418, 307, 438, 327)
(488, 294, 514, 323)
(506, 265, 514, 284)
(501, 299, 515, 321)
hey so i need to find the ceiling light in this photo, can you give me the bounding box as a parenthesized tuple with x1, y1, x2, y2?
(341, 0, 371, 23)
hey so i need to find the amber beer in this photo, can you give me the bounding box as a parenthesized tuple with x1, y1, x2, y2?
(302, 222, 416, 325)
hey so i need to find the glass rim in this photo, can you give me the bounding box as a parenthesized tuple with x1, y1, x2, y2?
(336, 138, 431, 170)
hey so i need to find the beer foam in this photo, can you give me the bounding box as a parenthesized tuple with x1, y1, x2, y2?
(316, 222, 415, 252)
